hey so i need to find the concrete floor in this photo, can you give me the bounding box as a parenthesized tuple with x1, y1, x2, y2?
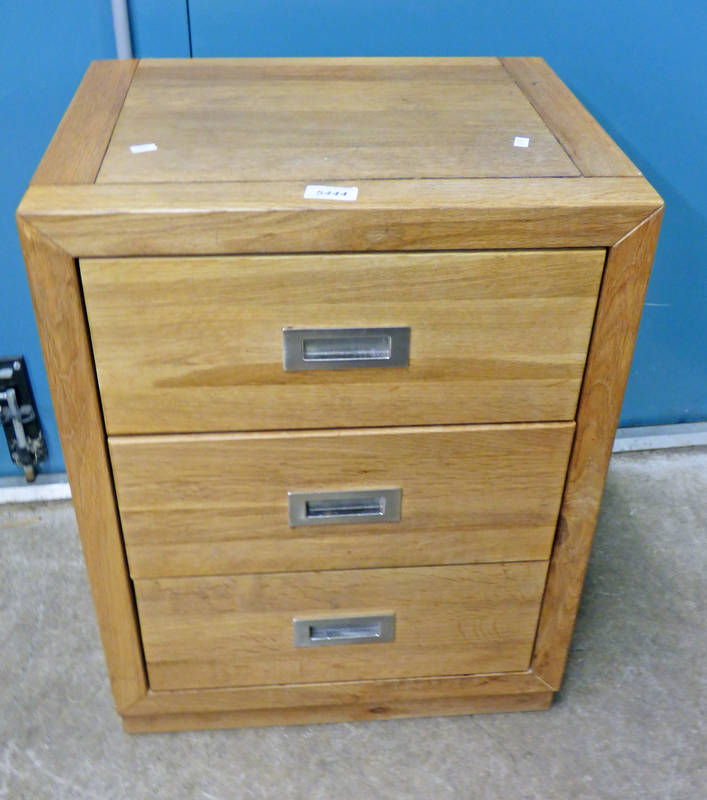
(1, 447, 705, 799)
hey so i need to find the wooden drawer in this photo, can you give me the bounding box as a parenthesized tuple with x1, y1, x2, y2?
(135, 561, 548, 691)
(81, 250, 603, 434)
(110, 422, 574, 578)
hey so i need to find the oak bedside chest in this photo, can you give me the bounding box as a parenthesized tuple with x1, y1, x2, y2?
(17, 57, 663, 733)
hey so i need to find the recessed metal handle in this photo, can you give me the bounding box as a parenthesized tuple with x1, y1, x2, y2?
(283, 327, 410, 370)
(293, 613, 395, 647)
(288, 489, 402, 526)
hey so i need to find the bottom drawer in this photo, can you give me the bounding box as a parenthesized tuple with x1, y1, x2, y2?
(135, 562, 548, 691)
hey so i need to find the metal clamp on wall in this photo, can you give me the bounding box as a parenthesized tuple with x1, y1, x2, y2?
(0, 356, 47, 481)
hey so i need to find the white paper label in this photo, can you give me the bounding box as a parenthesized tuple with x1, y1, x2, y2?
(130, 142, 158, 154)
(513, 136, 530, 148)
(304, 185, 358, 202)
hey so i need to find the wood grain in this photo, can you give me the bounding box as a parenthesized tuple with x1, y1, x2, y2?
(15, 57, 665, 732)
(97, 57, 577, 183)
(532, 208, 664, 689)
(81, 250, 603, 434)
(15, 220, 146, 710)
(110, 423, 574, 577)
(124, 670, 547, 716)
(122, 668, 551, 731)
(123, 691, 553, 732)
(19, 177, 662, 255)
(502, 58, 640, 178)
(135, 561, 548, 690)
(31, 60, 137, 186)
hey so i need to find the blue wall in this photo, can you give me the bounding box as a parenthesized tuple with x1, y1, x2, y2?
(2, 1, 704, 476)
(128, 0, 191, 57)
(188, 0, 706, 428)
(0, 2, 116, 476)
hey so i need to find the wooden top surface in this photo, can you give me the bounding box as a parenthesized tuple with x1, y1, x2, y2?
(96, 58, 581, 183)
(20, 58, 660, 254)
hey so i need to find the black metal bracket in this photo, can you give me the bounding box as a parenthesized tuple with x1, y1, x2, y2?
(0, 356, 47, 482)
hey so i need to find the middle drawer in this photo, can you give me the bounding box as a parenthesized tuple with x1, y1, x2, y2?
(109, 422, 574, 578)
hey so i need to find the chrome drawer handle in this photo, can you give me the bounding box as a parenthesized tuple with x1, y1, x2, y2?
(293, 614, 395, 647)
(283, 326, 410, 370)
(288, 489, 402, 527)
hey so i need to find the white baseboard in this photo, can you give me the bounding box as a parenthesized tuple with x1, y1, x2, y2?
(0, 422, 705, 502)
(612, 422, 707, 453)
(0, 472, 71, 503)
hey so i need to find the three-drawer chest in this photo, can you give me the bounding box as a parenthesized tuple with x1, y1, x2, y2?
(17, 57, 662, 732)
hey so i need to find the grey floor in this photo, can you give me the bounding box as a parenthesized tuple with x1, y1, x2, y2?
(1, 448, 705, 800)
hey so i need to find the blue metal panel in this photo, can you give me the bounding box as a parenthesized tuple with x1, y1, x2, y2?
(2, 3, 703, 481)
(189, 0, 707, 426)
(0, 2, 116, 475)
(128, 0, 191, 57)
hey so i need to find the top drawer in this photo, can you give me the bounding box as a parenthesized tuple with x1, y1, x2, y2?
(80, 250, 603, 434)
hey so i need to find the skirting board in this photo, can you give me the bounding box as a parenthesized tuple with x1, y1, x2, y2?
(0, 423, 705, 502)
(612, 422, 707, 453)
(0, 472, 71, 503)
